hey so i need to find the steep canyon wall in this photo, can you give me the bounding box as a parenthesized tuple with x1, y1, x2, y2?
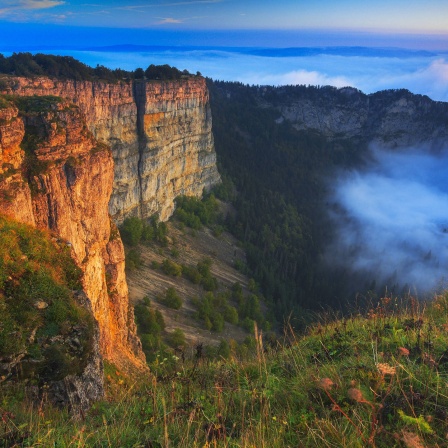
(0, 76, 219, 375)
(4, 76, 220, 222)
(0, 98, 145, 372)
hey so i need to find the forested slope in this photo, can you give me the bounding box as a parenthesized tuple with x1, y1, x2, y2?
(208, 81, 363, 321)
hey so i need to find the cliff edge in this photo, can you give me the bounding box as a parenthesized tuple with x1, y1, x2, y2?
(0, 96, 145, 374)
(0, 74, 221, 376)
(2, 76, 221, 223)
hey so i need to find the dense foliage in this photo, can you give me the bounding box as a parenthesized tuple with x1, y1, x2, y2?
(134, 298, 166, 361)
(174, 194, 219, 229)
(134, 295, 186, 362)
(0, 53, 131, 81)
(158, 286, 183, 310)
(120, 215, 169, 271)
(120, 215, 168, 247)
(145, 64, 191, 80)
(208, 80, 367, 322)
(191, 281, 269, 334)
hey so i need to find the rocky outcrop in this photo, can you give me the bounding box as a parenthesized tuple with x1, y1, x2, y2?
(3, 76, 220, 222)
(249, 85, 448, 149)
(47, 291, 104, 415)
(0, 103, 34, 223)
(0, 97, 145, 374)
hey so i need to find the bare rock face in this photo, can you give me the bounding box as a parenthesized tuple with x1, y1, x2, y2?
(4, 76, 220, 223)
(134, 79, 219, 221)
(0, 97, 146, 375)
(0, 104, 35, 224)
(254, 85, 448, 149)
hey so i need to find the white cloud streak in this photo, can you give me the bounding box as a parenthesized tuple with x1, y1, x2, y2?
(226, 54, 448, 102)
(118, 0, 222, 11)
(254, 69, 351, 88)
(156, 17, 184, 24)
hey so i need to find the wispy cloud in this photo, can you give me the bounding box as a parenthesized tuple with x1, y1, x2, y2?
(210, 52, 448, 102)
(255, 69, 351, 88)
(0, 0, 64, 17)
(21, 0, 64, 9)
(371, 58, 448, 102)
(118, 0, 222, 11)
(156, 17, 184, 24)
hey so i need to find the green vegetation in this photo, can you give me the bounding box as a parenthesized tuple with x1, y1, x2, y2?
(196, 257, 218, 291)
(120, 215, 168, 271)
(134, 299, 166, 361)
(120, 214, 168, 247)
(158, 286, 183, 310)
(174, 193, 219, 230)
(192, 292, 226, 332)
(134, 296, 187, 367)
(124, 248, 143, 271)
(191, 282, 269, 334)
(120, 216, 144, 246)
(0, 53, 198, 83)
(166, 328, 186, 348)
(181, 257, 218, 291)
(154, 254, 220, 293)
(0, 53, 131, 82)
(181, 263, 202, 284)
(161, 258, 182, 277)
(0, 95, 11, 109)
(145, 64, 191, 80)
(3, 295, 448, 446)
(0, 214, 93, 385)
(11, 94, 64, 113)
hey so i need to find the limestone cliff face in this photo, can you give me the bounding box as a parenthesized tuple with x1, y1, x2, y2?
(0, 104, 34, 224)
(134, 79, 218, 221)
(4, 76, 220, 223)
(252, 86, 448, 149)
(0, 74, 220, 379)
(0, 98, 145, 373)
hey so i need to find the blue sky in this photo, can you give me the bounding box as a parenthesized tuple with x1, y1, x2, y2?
(0, 0, 447, 34)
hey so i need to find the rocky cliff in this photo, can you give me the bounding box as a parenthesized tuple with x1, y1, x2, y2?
(3, 76, 220, 222)
(0, 96, 145, 375)
(0, 75, 220, 380)
(244, 85, 448, 149)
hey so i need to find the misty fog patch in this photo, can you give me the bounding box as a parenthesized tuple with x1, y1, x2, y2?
(325, 146, 448, 296)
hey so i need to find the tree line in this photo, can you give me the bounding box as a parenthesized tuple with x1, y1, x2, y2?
(0, 53, 196, 83)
